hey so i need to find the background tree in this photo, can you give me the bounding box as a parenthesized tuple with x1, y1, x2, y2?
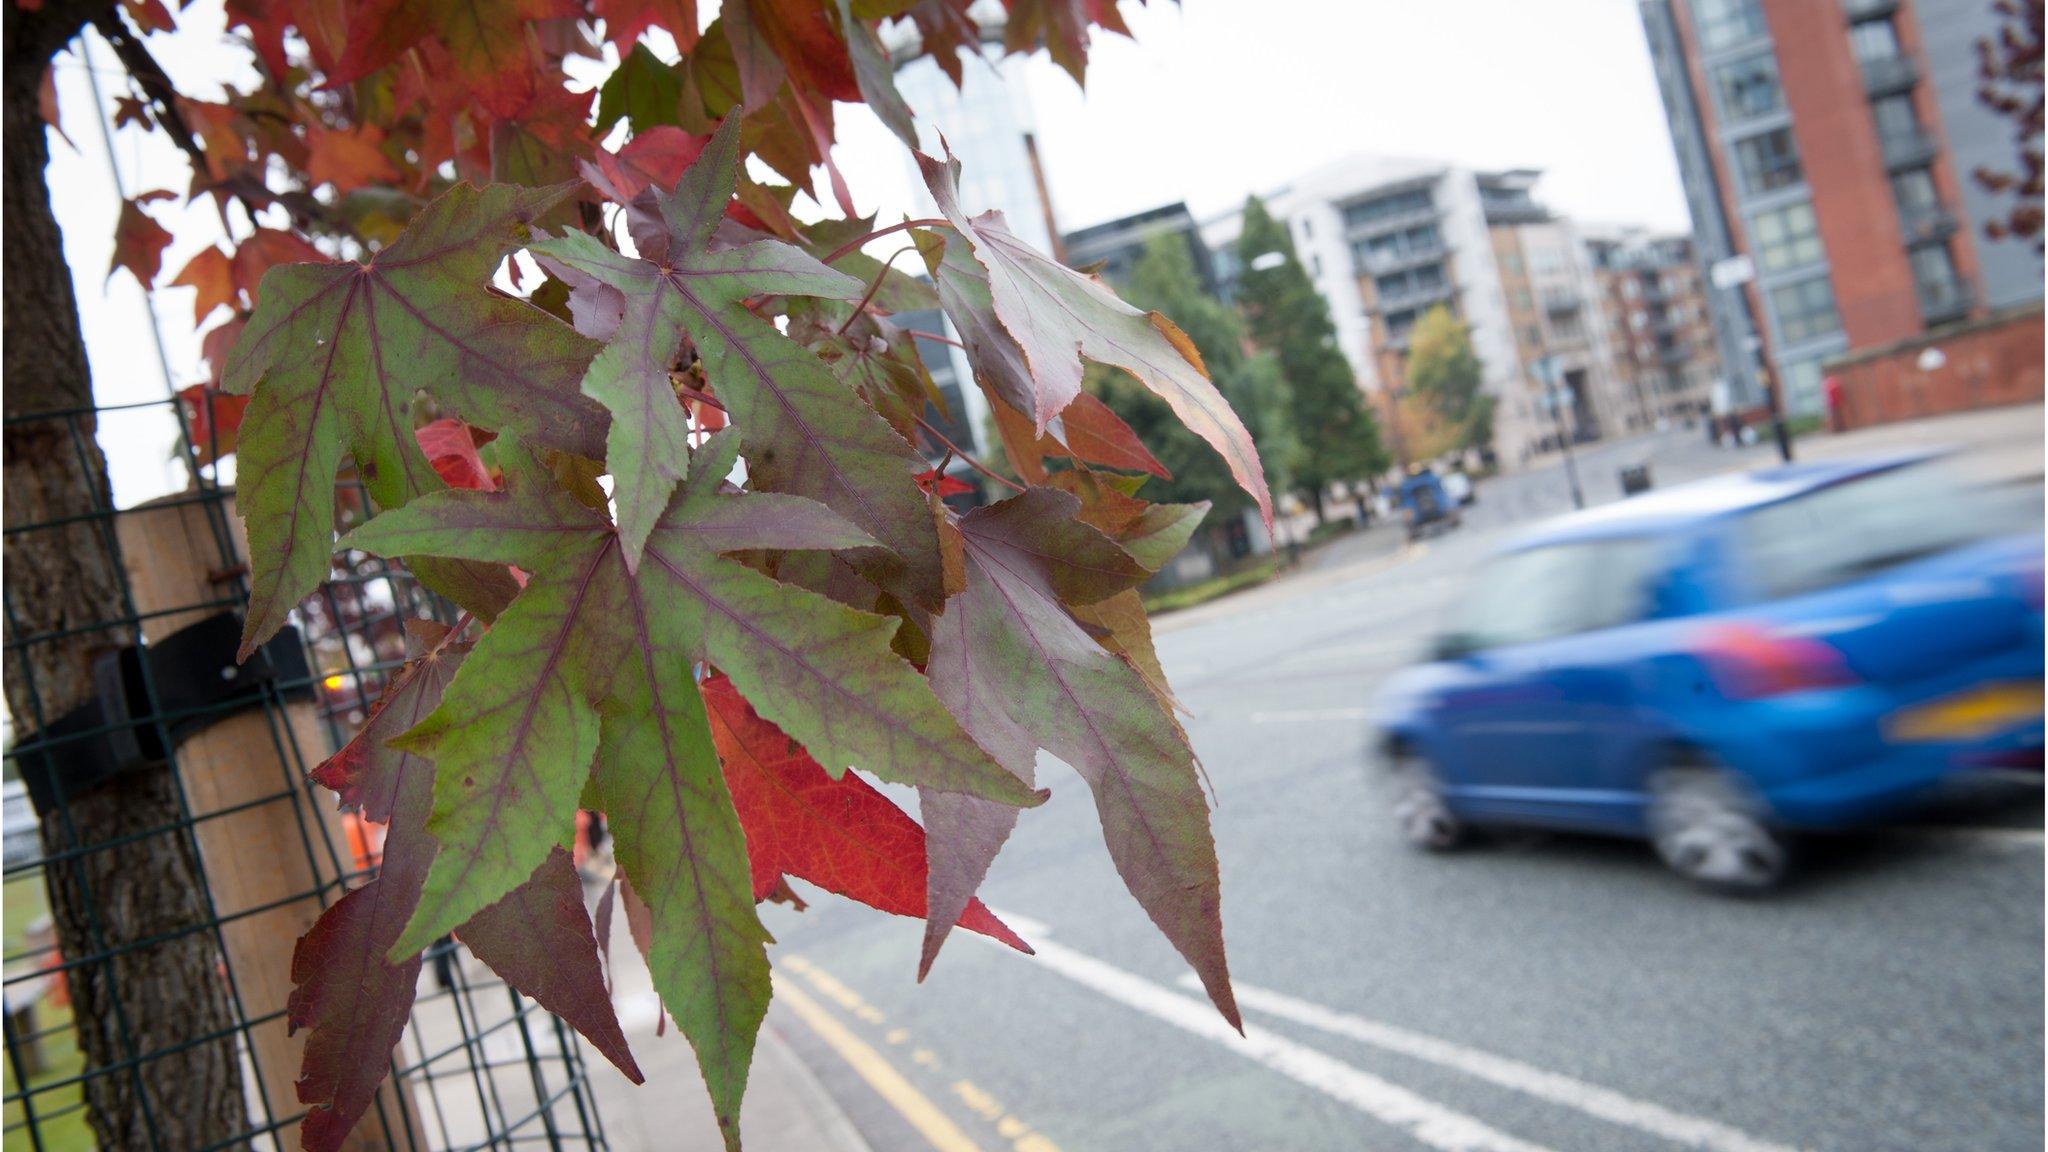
(1096, 234, 1305, 517)
(1234, 196, 1385, 522)
(1405, 303, 1495, 456)
(1973, 0, 2044, 250)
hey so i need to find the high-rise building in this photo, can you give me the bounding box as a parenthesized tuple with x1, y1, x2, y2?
(1638, 0, 2043, 416)
(1196, 158, 1631, 468)
(1061, 202, 1216, 294)
(1582, 226, 1727, 427)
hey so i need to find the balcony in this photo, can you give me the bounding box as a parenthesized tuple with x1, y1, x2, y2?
(1860, 54, 1919, 97)
(1358, 242, 1447, 276)
(1541, 288, 1583, 314)
(1843, 0, 1899, 20)
(1880, 128, 1939, 172)
(1898, 201, 1958, 243)
(1658, 340, 1691, 366)
(1343, 204, 1438, 240)
(1374, 280, 1456, 313)
(1916, 278, 1973, 325)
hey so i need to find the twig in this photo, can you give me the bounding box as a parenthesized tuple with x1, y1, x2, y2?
(916, 415, 1023, 493)
(835, 246, 919, 336)
(821, 218, 949, 265)
(90, 11, 211, 183)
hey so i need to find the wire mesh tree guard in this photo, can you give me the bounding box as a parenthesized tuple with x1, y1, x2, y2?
(4, 29, 615, 1152)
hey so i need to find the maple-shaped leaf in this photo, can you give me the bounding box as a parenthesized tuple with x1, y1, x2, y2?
(1048, 391, 1171, 478)
(171, 246, 236, 327)
(177, 384, 251, 466)
(921, 488, 1238, 1026)
(597, 42, 684, 134)
(702, 673, 1030, 949)
(334, 0, 576, 119)
(904, 0, 980, 87)
(587, 125, 710, 202)
(291, 622, 641, 1152)
(109, 190, 176, 286)
(341, 431, 1039, 958)
(787, 299, 944, 442)
(916, 150, 1273, 527)
(533, 118, 948, 610)
(224, 181, 608, 658)
(305, 122, 402, 194)
(595, 0, 701, 52)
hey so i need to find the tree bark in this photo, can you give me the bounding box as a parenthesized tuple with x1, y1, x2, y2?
(4, 5, 250, 1148)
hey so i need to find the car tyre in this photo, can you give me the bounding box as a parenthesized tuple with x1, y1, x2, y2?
(1647, 765, 1787, 892)
(1389, 751, 1464, 850)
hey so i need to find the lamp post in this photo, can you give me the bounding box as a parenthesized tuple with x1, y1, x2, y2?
(1535, 354, 1586, 510)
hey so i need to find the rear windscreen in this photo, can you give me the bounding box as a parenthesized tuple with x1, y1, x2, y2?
(1735, 462, 2012, 599)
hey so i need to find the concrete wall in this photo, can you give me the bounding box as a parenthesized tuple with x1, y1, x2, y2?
(1827, 304, 2045, 429)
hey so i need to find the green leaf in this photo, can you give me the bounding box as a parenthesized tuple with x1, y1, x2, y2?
(921, 488, 1237, 1030)
(597, 42, 685, 134)
(915, 149, 1273, 528)
(223, 182, 608, 658)
(837, 0, 917, 148)
(534, 116, 950, 609)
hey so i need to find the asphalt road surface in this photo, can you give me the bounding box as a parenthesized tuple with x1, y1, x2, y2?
(759, 426, 2045, 1152)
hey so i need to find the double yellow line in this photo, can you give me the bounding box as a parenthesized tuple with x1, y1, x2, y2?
(773, 973, 987, 1152)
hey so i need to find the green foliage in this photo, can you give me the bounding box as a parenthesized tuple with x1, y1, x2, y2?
(1096, 234, 1305, 518)
(1234, 197, 1387, 502)
(1406, 304, 1495, 453)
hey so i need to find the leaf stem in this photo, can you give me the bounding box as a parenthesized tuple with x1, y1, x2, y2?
(916, 415, 1024, 494)
(835, 247, 918, 336)
(903, 328, 967, 350)
(821, 218, 949, 265)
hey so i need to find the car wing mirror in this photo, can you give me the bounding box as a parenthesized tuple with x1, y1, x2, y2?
(1431, 632, 1479, 662)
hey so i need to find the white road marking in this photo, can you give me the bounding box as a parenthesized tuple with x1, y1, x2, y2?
(1250, 707, 1373, 724)
(983, 915, 1556, 1152)
(1192, 977, 1806, 1152)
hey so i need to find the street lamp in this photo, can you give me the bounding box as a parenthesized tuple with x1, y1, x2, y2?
(1709, 255, 1793, 463)
(1534, 354, 1585, 510)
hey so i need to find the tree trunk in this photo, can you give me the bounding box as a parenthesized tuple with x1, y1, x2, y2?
(4, 6, 250, 1148)
(1307, 486, 1327, 525)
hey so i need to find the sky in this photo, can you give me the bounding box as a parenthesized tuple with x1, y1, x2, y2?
(44, 0, 1692, 510)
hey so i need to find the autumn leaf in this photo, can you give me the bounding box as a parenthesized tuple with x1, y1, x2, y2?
(414, 418, 494, 492)
(533, 118, 948, 610)
(305, 122, 402, 194)
(224, 181, 608, 658)
(341, 433, 1036, 1124)
(837, 0, 916, 148)
(916, 148, 1273, 527)
(921, 488, 1238, 1027)
(334, 0, 578, 118)
(586, 125, 710, 202)
(594, 0, 701, 52)
(171, 246, 236, 327)
(702, 673, 1031, 951)
(109, 191, 176, 286)
(290, 622, 641, 1152)
(177, 384, 251, 465)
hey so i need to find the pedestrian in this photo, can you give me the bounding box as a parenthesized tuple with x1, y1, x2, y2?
(1824, 374, 1845, 434)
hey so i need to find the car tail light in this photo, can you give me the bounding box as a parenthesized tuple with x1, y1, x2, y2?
(1697, 623, 1860, 699)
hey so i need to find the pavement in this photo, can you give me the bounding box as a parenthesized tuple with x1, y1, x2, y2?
(584, 404, 2045, 1152)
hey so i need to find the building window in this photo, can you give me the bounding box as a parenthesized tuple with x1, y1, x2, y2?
(1524, 325, 1543, 346)
(1751, 200, 1824, 271)
(1909, 243, 1964, 305)
(1848, 18, 1902, 64)
(1768, 276, 1840, 344)
(1690, 0, 1768, 51)
(1713, 54, 1783, 122)
(1734, 128, 1802, 195)
(1892, 168, 1940, 213)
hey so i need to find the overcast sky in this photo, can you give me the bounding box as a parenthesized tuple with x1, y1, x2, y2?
(48, 0, 1691, 509)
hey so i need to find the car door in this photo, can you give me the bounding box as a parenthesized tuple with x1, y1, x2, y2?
(1433, 538, 1667, 828)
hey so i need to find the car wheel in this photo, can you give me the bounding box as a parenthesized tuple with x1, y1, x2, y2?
(1390, 751, 1463, 850)
(1647, 766, 1786, 891)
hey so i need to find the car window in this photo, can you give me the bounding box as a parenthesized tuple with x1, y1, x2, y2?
(1449, 538, 1666, 650)
(1735, 462, 2008, 600)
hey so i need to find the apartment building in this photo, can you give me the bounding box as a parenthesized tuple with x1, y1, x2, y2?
(1582, 227, 1727, 427)
(1194, 159, 1631, 468)
(1639, 0, 2043, 415)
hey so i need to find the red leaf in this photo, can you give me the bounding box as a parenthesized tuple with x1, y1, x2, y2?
(170, 246, 236, 327)
(109, 190, 176, 286)
(594, 0, 700, 51)
(305, 122, 402, 194)
(700, 673, 1031, 955)
(177, 384, 251, 465)
(38, 65, 72, 150)
(231, 227, 327, 306)
(1053, 391, 1171, 479)
(587, 125, 710, 202)
(413, 418, 495, 492)
(914, 468, 973, 498)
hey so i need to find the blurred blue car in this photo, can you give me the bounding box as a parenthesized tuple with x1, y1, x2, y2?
(1372, 453, 2043, 890)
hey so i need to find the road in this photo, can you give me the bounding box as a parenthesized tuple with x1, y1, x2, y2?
(756, 419, 2045, 1152)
